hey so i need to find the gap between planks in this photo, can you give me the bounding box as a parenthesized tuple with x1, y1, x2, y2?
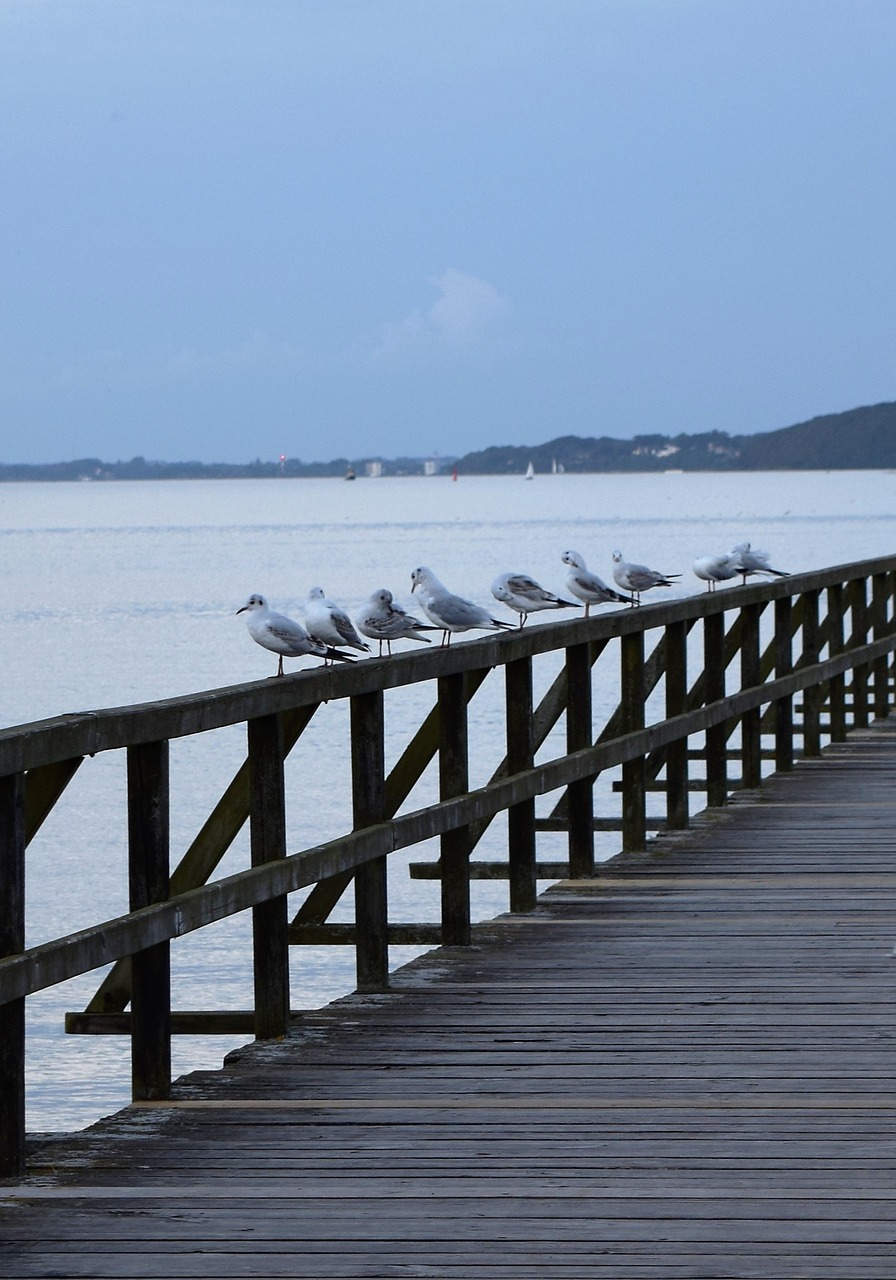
(128, 1095, 896, 1111)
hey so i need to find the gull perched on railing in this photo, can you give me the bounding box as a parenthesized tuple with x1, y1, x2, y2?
(356, 588, 438, 656)
(611, 550, 681, 605)
(411, 566, 514, 646)
(304, 586, 371, 660)
(490, 571, 580, 628)
(693, 551, 742, 592)
(561, 550, 633, 616)
(730, 542, 790, 585)
(237, 594, 355, 675)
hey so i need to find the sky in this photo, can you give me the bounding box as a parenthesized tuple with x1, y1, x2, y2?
(1, 0, 895, 465)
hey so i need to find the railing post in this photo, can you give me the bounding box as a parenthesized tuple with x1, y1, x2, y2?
(704, 609, 728, 805)
(0, 771, 26, 1177)
(439, 673, 471, 945)
(801, 590, 822, 757)
(827, 585, 847, 742)
(740, 603, 762, 789)
(566, 641, 595, 875)
(506, 656, 537, 911)
(128, 740, 171, 1101)
(248, 714, 290, 1036)
(774, 595, 794, 772)
(621, 630, 647, 851)
(872, 572, 890, 720)
(848, 578, 869, 728)
(351, 691, 389, 990)
(664, 621, 689, 829)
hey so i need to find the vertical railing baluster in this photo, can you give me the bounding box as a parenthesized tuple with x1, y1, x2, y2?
(801, 590, 822, 757)
(248, 714, 290, 1037)
(664, 621, 689, 829)
(507, 656, 537, 912)
(704, 609, 728, 805)
(566, 641, 595, 875)
(621, 630, 647, 851)
(0, 771, 26, 1176)
(827, 585, 846, 742)
(128, 740, 171, 1101)
(889, 572, 896, 707)
(351, 691, 388, 991)
(439, 673, 471, 945)
(774, 595, 794, 773)
(872, 572, 890, 720)
(849, 578, 869, 728)
(741, 603, 762, 789)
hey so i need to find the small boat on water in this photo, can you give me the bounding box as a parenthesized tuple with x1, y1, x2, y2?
(345, 466, 356, 481)
(524, 460, 535, 480)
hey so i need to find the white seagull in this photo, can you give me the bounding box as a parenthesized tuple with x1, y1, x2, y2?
(491, 571, 580, 628)
(355, 588, 439, 656)
(561, 550, 633, 616)
(237, 594, 354, 675)
(730, 542, 789, 584)
(410, 566, 514, 646)
(692, 551, 741, 592)
(611, 550, 681, 605)
(304, 586, 370, 659)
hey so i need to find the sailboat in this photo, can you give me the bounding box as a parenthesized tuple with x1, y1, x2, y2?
(524, 460, 535, 480)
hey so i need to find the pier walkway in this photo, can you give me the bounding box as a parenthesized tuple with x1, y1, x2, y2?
(3, 722, 896, 1278)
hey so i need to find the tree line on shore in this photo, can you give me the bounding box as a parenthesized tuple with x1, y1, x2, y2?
(2, 400, 894, 481)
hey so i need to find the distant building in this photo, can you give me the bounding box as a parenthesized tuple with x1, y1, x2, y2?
(364, 460, 383, 477)
(423, 459, 439, 476)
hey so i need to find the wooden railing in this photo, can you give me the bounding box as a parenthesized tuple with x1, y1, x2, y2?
(2, 556, 895, 1174)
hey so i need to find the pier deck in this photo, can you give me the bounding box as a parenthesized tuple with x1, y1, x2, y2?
(3, 724, 896, 1278)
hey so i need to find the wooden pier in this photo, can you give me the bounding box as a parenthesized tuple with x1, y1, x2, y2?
(2, 557, 896, 1275)
(2, 722, 896, 1276)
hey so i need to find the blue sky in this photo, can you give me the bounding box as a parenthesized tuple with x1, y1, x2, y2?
(1, 0, 894, 463)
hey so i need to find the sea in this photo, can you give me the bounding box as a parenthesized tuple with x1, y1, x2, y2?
(2, 469, 893, 1136)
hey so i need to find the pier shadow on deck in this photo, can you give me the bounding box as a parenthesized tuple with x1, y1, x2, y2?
(3, 723, 896, 1278)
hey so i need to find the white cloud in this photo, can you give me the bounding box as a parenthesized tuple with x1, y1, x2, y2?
(374, 269, 511, 361)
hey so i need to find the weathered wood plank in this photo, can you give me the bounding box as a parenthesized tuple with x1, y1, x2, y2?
(0, 770, 25, 1177)
(4, 724, 896, 1279)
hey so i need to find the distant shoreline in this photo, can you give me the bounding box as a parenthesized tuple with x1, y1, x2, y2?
(2, 399, 895, 479)
(0, 463, 890, 484)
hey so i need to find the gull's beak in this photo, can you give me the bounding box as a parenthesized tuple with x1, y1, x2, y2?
(411, 579, 418, 592)
(236, 606, 248, 614)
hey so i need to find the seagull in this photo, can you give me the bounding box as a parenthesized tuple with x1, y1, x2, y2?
(410, 566, 514, 646)
(237, 594, 355, 675)
(611, 550, 681, 605)
(560, 550, 633, 616)
(304, 586, 370, 660)
(693, 551, 741, 592)
(490, 572, 580, 628)
(730, 542, 790, 584)
(355, 588, 439, 656)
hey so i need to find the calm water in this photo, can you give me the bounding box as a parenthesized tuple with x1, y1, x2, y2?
(3, 470, 893, 1134)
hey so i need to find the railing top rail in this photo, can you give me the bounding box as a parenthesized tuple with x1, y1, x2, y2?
(2, 622, 895, 1008)
(1, 554, 894, 775)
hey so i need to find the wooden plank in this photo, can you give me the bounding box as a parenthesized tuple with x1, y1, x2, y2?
(248, 714, 289, 1038)
(0, 770, 25, 1177)
(127, 739, 171, 1102)
(5, 725, 896, 1279)
(351, 690, 388, 990)
(506, 656, 536, 911)
(565, 641, 596, 874)
(620, 630, 646, 850)
(438, 672, 472, 944)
